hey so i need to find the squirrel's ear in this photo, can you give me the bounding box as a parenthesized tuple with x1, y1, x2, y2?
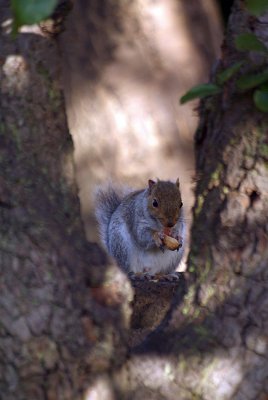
(176, 178, 180, 189)
(148, 179, 156, 193)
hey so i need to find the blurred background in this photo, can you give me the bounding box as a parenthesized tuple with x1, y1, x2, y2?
(59, 0, 232, 254)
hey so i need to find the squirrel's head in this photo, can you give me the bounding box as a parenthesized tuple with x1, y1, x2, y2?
(147, 178, 183, 228)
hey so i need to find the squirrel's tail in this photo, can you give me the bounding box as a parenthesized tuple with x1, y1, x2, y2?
(95, 184, 129, 249)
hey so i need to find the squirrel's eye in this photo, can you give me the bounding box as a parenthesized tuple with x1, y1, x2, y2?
(180, 202, 183, 208)
(152, 199, 158, 208)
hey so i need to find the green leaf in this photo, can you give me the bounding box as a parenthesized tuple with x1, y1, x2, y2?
(217, 61, 244, 85)
(237, 70, 268, 90)
(254, 88, 268, 112)
(11, 0, 57, 33)
(180, 84, 221, 104)
(245, 0, 268, 16)
(235, 33, 267, 53)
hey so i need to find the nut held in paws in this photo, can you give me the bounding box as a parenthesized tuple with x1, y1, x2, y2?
(163, 235, 180, 251)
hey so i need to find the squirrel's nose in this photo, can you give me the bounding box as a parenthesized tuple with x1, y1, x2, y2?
(167, 221, 174, 228)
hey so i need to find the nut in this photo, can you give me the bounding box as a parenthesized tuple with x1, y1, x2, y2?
(163, 235, 180, 251)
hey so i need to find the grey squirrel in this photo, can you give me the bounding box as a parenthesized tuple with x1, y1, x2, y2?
(95, 179, 186, 274)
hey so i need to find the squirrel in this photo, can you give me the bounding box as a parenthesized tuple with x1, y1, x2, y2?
(95, 178, 186, 275)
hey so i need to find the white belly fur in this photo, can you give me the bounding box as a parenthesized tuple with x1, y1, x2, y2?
(129, 245, 182, 274)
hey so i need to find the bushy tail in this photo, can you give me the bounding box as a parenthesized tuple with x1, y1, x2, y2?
(95, 184, 129, 248)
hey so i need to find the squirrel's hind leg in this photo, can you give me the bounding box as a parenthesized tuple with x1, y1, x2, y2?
(109, 235, 131, 273)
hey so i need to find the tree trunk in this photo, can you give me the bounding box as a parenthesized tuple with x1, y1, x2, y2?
(112, 2, 268, 399)
(0, 2, 131, 399)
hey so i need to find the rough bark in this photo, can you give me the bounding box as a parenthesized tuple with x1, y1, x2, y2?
(129, 274, 186, 347)
(112, 2, 268, 399)
(0, 2, 131, 399)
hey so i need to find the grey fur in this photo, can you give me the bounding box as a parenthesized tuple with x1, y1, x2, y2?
(95, 184, 186, 274)
(95, 185, 126, 248)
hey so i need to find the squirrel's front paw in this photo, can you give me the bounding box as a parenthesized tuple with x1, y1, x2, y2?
(153, 231, 165, 252)
(175, 235, 183, 248)
(170, 234, 183, 251)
